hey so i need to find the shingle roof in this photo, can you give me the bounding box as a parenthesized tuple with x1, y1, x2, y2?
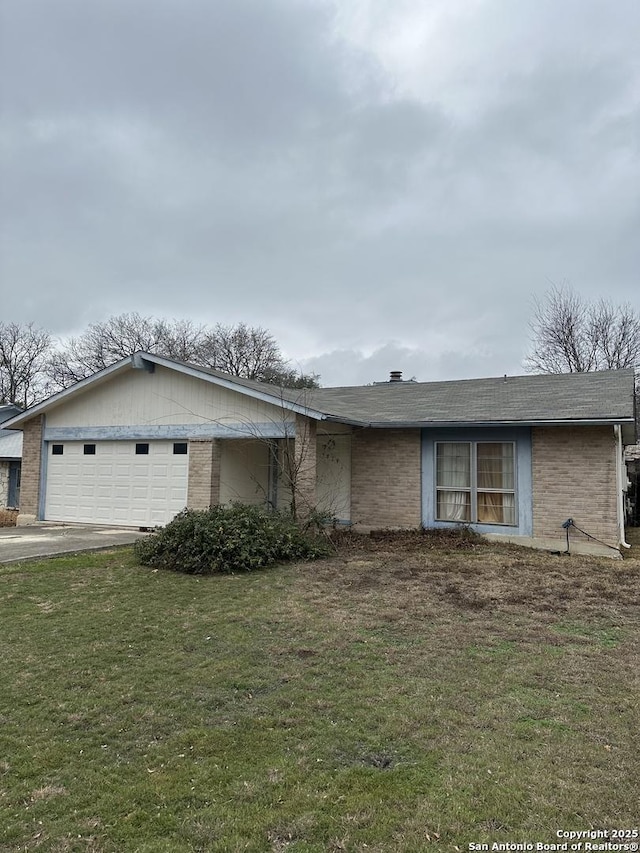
(170, 359, 637, 426)
(303, 369, 636, 426)
(1, 354, 635, 437)
(0, 431, 22, 459)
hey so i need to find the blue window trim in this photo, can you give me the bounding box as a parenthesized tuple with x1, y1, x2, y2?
(421, 427, 532, 537)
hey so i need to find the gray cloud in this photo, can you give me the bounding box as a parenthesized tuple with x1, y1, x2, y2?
(1, 0, 638, 385)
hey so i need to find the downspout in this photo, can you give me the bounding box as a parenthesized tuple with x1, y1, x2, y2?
(615, 425, 631, 549)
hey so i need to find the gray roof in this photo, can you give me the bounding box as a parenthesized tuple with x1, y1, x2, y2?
(305, 369, 637, 427)
(0, 430, 22, 459)
(0, 404, 22, 425)
(141, 359, 638, 427)
(1, 354, 635, 440)
(0, 404, 23, 457)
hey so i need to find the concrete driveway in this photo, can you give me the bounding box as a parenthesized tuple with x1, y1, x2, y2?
(0, 524, 148, 564)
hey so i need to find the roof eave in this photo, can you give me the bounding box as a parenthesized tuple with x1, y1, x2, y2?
(323, 414, 368, 427)
(2, 352, 330, 429)
(364, 417, 636, 429)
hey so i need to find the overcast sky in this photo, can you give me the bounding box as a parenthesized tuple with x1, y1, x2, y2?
(1, 0, 638, 386)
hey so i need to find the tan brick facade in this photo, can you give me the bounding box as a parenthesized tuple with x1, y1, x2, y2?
(186, 439, 221, 509)
(532, 425, 619, 549)
(351, 428, 421, 529)
(17, 416, 44, 524)
(291, 416, 317, 518)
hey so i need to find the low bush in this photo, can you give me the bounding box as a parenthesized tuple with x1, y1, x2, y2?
(134, 503, 330, 574)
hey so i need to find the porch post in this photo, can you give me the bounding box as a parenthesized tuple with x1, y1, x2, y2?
(16, 415, 44, 526)
(187, 439, 221, 509)
(293, 415, 317, 519)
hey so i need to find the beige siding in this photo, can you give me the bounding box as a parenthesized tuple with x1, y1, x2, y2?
(532, 425, 619, 549)
(318, 422, 352, 436)
(317, 434, 351, 521)
(219, 440, 271, 506)
(276, 440, 294, 513)
(46, 365, 288, 428)
(351, 429, 421, 529)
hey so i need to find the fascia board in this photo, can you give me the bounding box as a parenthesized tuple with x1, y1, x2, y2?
(323, 415, 368, 427)
(365, 417, 636, 429)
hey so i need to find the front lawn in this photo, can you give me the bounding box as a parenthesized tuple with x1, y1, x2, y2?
(1, 534, 639, 852)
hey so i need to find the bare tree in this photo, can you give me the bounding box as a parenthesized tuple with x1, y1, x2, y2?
(196, 322, 319, 387)
(0, 322, 52, 408)
(197, 323, 282, 379)
(525, 284, 640, 374)
(48, 314, 320, 391)
(260, 365, 320, 389)
(47, 313, 209, 389)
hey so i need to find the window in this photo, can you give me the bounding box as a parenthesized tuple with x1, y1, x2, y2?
(173, 442, 188, 455)
(135, 443, 149, 455)
(52, 444, 64, 455)
(83, 444, 96, 455)
(436, 441, 516, 526)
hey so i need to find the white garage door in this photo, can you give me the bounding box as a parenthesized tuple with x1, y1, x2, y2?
(45, 440, 189, 526)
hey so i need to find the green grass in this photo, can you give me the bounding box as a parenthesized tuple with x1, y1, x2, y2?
(1, 538, 639, 852)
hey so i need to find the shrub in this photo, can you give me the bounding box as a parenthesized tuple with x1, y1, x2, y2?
(134, 503, 330, 574)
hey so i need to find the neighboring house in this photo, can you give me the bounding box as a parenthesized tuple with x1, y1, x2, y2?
(625, 443, 640, 525)
(1, 354, 636, 557)
(0, 404, 22, 509)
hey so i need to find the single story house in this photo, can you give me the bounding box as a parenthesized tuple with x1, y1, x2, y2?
(2, 353, 636, 557)
(0, 403, 22, 509)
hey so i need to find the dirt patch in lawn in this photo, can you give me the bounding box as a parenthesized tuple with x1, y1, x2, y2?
(317, 528, 640, 621)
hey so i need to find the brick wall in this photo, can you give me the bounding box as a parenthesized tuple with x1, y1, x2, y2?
(17, 416, 43, 523)
(532, 425, 619, 548)
(351, 428, 421, 529)
(293, 416, 317, 518)
(186, 439, 221, 509)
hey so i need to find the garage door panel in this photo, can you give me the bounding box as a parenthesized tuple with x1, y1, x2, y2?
(111, 508, 131, 524)
(149, 509, 170, 524)
(45, 440, 188, 527)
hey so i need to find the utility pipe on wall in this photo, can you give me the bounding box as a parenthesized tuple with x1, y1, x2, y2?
(615, 425, 631, 549)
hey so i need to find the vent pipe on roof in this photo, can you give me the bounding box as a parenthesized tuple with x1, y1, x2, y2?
(389, 371, 403, 383)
